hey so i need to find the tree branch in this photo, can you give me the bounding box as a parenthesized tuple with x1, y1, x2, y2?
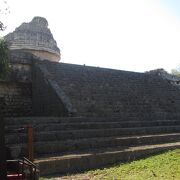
(0, 21, 5, 31)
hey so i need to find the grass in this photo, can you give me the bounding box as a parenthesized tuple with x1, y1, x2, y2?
(40, 149, 180, 180)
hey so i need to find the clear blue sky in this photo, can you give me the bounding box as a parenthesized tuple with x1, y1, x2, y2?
(1, 0, 180, 73)
(160, 0, 180, 17)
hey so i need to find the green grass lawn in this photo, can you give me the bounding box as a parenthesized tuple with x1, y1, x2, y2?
(40, 149, 180, 180)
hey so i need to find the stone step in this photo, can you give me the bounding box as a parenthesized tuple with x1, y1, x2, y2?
(5, 125, 180, 144)
(5, 120, 180, 132)
(35, 142, 180, 176)
(4, 117, 146, 125)
(5, 115, 180, 126)
(5, 113, 180, 124)
(9, 133, 180, 158)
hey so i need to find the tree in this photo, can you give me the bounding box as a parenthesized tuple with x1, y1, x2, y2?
(0, 2, 10, 177)
(0, 21, 5, 31)
(0, 0, 10, 31)
(0, 1, 10, 78)
(0, 41, 7, 178)
(0, 108, 6, 179)
(171, 67, 180, 77)
(0, 38, 9, 78)
(0, 34, 7, 180)
(0, 39, 9, 180)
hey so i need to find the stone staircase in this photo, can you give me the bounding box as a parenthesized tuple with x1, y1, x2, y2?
(5, 116, 180, 176)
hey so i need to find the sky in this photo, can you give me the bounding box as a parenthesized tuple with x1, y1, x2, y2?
(1, 0, 180, 73)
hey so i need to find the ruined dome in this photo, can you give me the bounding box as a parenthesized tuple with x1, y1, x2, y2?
(5, 16, 60, 62)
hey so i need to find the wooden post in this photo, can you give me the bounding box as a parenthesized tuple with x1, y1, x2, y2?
(27, 125, 34, 162)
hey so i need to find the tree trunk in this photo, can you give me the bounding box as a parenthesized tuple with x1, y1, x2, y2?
(0, 98, 6, 179)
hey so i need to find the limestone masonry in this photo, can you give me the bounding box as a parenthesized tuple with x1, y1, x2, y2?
(2, 17, 180, 176)
(5, 16, 60, 62)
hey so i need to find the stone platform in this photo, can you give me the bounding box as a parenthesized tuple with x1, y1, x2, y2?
(5, 116, 180, 176)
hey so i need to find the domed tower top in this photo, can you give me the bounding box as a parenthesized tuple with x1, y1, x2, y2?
(32, 16, 48, 27)
(5, 16, 60, 62)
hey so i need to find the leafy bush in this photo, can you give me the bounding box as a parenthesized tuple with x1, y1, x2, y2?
(0, 38, 10, 78)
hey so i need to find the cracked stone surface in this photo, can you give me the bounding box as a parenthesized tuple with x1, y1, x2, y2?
(5, 16, 60, 62)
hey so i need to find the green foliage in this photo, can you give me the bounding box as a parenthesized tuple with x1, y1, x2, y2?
(171, 68, 180, 77)
(0, 38, 10, 78)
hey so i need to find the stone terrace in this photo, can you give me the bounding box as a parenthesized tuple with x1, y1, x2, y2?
(4, 56, 180, 176)
(39, 60, 180, 118)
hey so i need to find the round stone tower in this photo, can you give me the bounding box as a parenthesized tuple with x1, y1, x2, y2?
(5, 16, 60, 62)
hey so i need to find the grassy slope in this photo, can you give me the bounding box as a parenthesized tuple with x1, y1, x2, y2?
(88, 149, 180, 180)
(41, 149, 180, 180)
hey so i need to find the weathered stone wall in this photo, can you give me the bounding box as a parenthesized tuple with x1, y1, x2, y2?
(0, 50, 33, 117)
(43, 60, 180, 118)
(0, 82, 32, 117)
(8, 50, 33, 82)
(32, 62, 72, 116)
(25, 49, 60, 62)
(0, 97, 5, 117)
